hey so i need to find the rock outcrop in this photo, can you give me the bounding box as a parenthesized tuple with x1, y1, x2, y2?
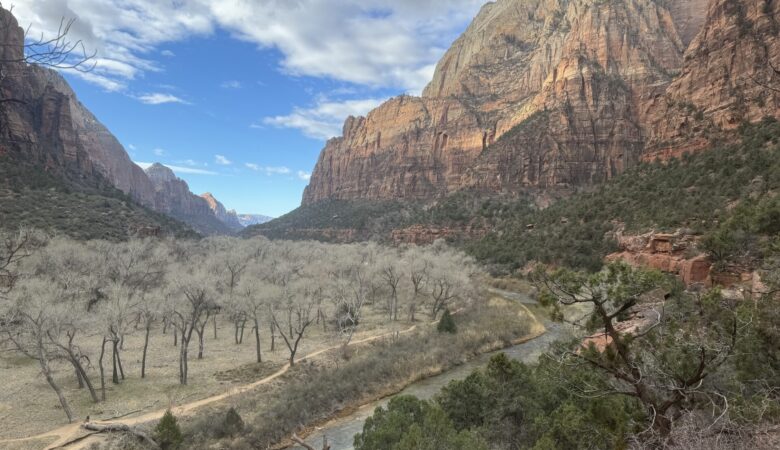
(0, 6, 236, 235)
(606, 229, 713, 286)
(304, 0, 780, 205)
(145, 164, 232, 235)
(201, 192, 243, 231)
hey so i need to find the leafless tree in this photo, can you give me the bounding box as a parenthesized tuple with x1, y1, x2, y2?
(270, 280, 316, 367)
(4, 279, 77, 422)
(167, 270, 213, 385)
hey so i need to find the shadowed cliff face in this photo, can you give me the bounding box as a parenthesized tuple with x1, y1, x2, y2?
(0, 7, 236, 235)
(303, 0, 780, 205)
(0, 8, 157, 205)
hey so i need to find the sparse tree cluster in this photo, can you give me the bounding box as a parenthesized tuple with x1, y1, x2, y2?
(0, 232, 478, 422)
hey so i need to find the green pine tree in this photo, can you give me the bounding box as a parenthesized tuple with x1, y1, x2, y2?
(154, 410, 183, 449)
(437, 308, 457, 334)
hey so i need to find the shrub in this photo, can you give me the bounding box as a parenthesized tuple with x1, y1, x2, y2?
(437, 309, 457, 334)
(154, 410, 183, 449)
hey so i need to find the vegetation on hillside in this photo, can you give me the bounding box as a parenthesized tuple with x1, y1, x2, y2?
(356, 261, 780, 449)
(251, 118, 780, 273)
(0, 156, 197, 240)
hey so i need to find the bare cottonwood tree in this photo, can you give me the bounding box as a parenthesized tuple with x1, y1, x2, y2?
(238, 275, 279, 363)
(167, 269, 214, 385)
(4, 279, 77, 422)
(270, 279, 317, 367)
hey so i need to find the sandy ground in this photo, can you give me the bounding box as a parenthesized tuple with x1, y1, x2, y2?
(0, 311, 405, 449)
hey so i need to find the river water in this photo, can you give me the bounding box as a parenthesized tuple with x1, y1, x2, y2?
(294, 318, 570, 450)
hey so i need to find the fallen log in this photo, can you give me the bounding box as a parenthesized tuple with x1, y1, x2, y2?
(82, 423, 159, 448)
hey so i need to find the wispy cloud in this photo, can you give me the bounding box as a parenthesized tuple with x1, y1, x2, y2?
(261, 96, 384, 140)
(135, 161, 218, 176)
(245, 163, 291, 176)
(297, 170, 312, 181)
(160, 49, 175, 57)
(137, 93, 190, 105)
(220, 80, 242, 89)
(153, 148, 166, 156)
(215, 154, 232, 165)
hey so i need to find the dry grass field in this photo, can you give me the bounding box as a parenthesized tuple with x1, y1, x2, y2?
(0, 309, 406, 446)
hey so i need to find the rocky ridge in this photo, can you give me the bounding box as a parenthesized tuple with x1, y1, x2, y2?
(0, 6, 238, 235)
(304, 0, 780, 205)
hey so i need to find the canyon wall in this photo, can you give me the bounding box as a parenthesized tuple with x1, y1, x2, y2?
(0, 7, 236, 235)
(304, 0, 780, 205)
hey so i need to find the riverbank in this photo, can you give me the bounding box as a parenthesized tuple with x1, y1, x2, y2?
(178, 292, 542, 449)
(284, 323, 549, 450)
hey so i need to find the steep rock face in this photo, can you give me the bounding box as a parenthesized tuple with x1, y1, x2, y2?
(304, 0, 780, 205)
(643, 0, 780, 159)
(201, 192, 243, 231)
(0, 8, 156, 205)
(145, 164, 232, 235)
(304, 0, 691, 204)
(0, 7, 234, 235)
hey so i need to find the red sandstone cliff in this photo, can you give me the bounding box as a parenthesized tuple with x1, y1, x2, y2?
(0, 7, 234, 235)
(303, 0, 780, 205)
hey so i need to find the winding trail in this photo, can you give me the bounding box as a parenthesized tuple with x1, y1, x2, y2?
(0, 323, 421, 450)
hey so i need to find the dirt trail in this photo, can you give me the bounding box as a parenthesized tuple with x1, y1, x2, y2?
(0, 323, 420, 450)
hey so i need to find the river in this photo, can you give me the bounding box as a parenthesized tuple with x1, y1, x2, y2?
(294, 317, 570, 450)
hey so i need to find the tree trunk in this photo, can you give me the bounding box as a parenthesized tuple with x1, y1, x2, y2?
(254, 318, 262, 363)
(39, 347, 74, 423)
(239, 318, 246, 344)
(68, 353, 99, 403)
(115, 340, 126, 380)
(71, 361, 85, 389)
(179, 339, 189, 385)
(234, 321, 240, 345)
(269, 320, 275, 351)
(212, 314, 218, 339)
(197, 327, 204, 360)
(112, 341, 119, 385)
(141, 324, 151, 378)
(99, 337, 107, 401)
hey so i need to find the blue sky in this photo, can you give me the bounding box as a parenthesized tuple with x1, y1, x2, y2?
(12, 0, 485, 217)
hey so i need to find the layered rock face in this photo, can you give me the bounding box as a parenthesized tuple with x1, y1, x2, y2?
(304, 0, 780, 205)
(201, 192, 243, 231)
(0, 7, 236, 235)
(145, 164, 232, 235)
(643, 0, 780, 159)
(0, 8, 156, 205)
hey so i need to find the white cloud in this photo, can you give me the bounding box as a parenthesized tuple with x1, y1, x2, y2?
(220, 80, 242, 89)
(215, 154, 232, 165)
(297, 170, 311, 181)
(9, 0, 484, 93)
(245, 163, 291, 176)
(137, 93, 189, 105)
(262, 96, 385, 140)
(135, 161, 217, 175)
(153, 148, 166, 156)
(127, 144, 136, 150)
(161, 49, 175, 57)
